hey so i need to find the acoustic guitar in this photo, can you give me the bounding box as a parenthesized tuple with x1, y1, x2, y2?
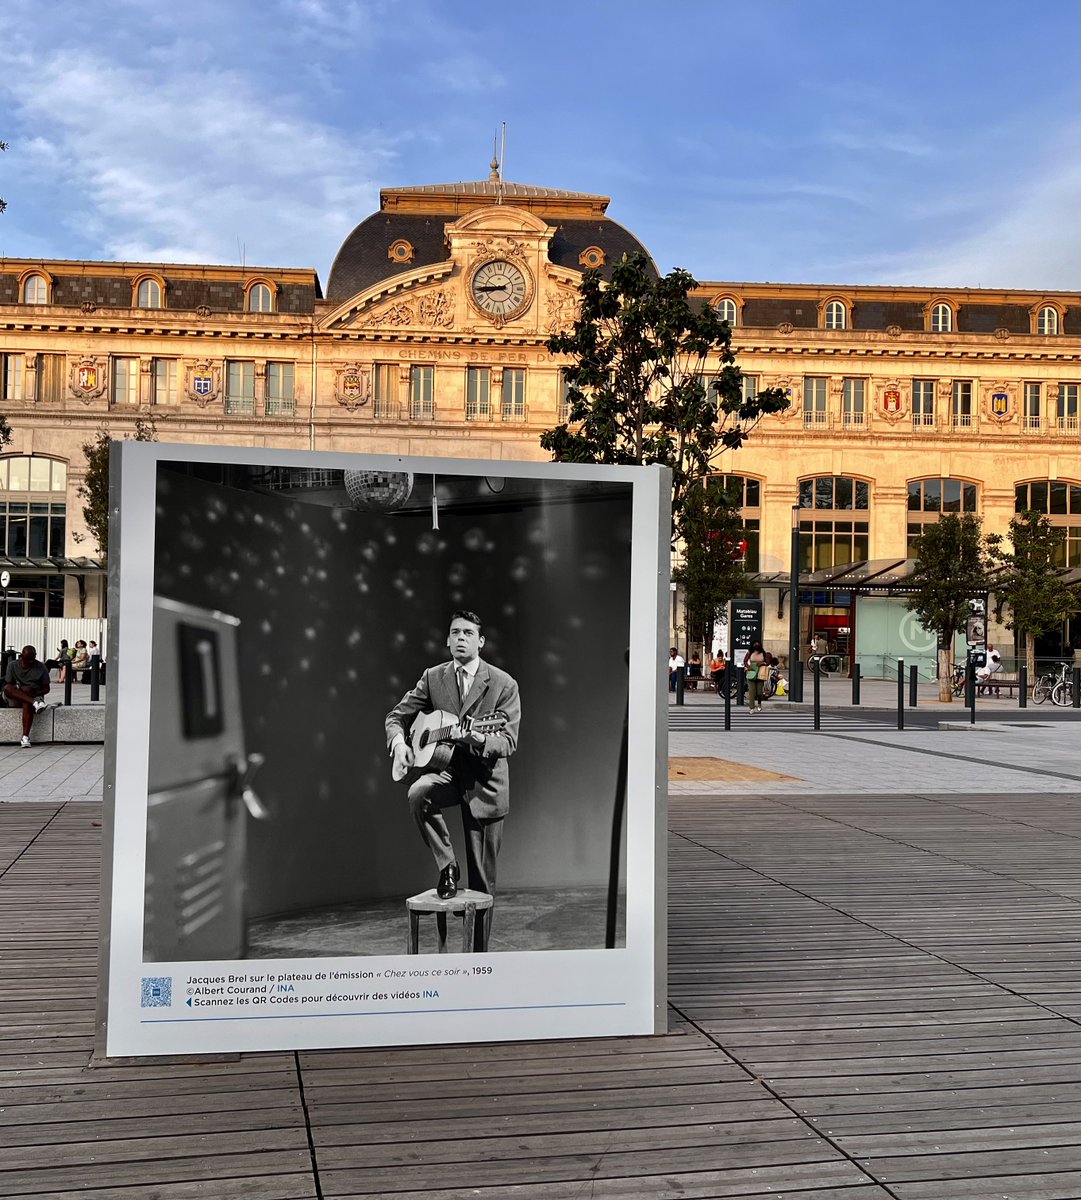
(392, 709, 508, 784)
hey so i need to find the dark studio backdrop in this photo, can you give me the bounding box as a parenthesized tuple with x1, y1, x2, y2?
(150, 463, 633, 931)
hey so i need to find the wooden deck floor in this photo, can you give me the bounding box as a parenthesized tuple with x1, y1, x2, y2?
(1, 792, 1079, 1199)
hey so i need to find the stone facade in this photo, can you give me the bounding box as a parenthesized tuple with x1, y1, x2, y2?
(1, 177, 1078, 660)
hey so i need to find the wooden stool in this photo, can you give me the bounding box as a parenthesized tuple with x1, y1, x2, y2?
(406, 888, 493, 954)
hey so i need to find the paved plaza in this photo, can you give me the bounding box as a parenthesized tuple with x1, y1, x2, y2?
(1, 705, 1079, 1198)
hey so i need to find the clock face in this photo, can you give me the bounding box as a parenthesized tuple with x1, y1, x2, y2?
(470, 259, 530, 319)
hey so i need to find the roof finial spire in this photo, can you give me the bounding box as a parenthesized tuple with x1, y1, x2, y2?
(489, 130, 500, 182)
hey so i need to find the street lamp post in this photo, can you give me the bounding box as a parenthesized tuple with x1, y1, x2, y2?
(788, 506, 802, 702)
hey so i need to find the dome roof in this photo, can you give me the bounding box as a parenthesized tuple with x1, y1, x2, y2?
(326, 180, 657, 302)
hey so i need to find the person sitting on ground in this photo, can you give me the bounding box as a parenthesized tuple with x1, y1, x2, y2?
(3, 645, 51, 748)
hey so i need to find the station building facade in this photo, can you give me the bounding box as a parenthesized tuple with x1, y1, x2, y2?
(1, 175, 1078, 668)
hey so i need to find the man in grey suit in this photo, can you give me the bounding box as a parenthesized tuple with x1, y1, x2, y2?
(386, 611, 521, 946)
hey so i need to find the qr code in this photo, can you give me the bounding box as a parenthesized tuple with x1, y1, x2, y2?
(141, 977, 172, 1008)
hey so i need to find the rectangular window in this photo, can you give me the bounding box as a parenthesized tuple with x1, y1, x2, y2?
(842, 378, 865, 425)
(465, 367, 491, 421)
(912, 379, 935, 427)
(952, 380, 973, 427)
(1023, 382, 1041, 431)
(111, 357, 139, 405)
(373, 363, 398, 419)
(1058, 383, 1079, 432)
(1, 354, 24, 401)
(502, 368, 526, 421)
(225, 361, 255, 415)
(409, 365, 434, 420)
(266, 362, 295, 416)
(37, 354, 64, 404)
(740, 374, 758, 404)
(151, 358, 177, 405)
(803, 376, 828, 426)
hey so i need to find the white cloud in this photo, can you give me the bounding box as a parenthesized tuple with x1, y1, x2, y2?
(0, 39, 397, 269)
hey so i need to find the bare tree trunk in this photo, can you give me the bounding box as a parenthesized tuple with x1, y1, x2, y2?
(1025, 632, 1036, 681)
(939, 642, 953, 702)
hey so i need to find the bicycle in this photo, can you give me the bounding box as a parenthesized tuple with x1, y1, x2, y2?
(1051, 662, 1076, 707)
(808, 653, 842, 677)
(1031, 666, 1059, 704)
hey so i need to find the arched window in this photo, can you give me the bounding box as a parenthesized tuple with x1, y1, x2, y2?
(715, 297, 737, 326)
(135, 278, 162, 308)
(907, 476, 979, 555)
(824, 300, 847, 330)
(797, 476, 870, 569)
(247, 283, 274, 313)
(1015, 480, 1081, 566)
(705, 474, 761, 570)
(931, 302, 953, 333)
(0, 456, 68, 614)
(22, 274, 49, 305)
(1037, 306, 1059, 335)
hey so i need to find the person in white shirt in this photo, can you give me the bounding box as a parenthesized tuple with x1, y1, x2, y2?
(668, 648, 684, 692)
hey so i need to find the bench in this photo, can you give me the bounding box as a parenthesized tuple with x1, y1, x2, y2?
(977, 674, 1020, 696)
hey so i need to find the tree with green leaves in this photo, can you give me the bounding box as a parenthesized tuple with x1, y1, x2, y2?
(989, 510, 1077, 677)
(0, 413, 11, 447)
(672, 478, 751, 653)
(76, 418, 159, 556)
(906, 513, 994, 701)
(542, 252, 789, 534)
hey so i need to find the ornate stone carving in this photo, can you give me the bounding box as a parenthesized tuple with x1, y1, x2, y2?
(334, 363, 371, 410)
(886, 324, 903, 338)
(776, 322, 794, 334)
(80, 301, 97, 314)
(546, 290, 580, 335)
(467, 236, 527, 259)
(878, 381, 907, 423)
(985, 381, 1015, 422)
(195, 304, 211, 318)
(768, 378, 798, 418)
(69, 357, 107, 404)
(185, 360, 222, 407)
(417, 291, 454, 328)
(994, 327, 1011, 341)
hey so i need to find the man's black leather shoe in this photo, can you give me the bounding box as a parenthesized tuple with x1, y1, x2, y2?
(437, 863, 459, 899)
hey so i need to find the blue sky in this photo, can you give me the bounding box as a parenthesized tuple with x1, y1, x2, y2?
(1, 0, 1077, 290)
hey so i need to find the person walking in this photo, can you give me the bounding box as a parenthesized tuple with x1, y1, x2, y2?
(743, 640, 769, 713)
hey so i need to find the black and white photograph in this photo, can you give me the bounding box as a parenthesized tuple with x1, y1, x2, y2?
(142, 458, 641, 963)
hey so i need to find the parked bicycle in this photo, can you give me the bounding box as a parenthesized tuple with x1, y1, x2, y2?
(1051, 662, 1076, 707)
(808, 653, 842, 677)
(1031, 664, 1061, 704)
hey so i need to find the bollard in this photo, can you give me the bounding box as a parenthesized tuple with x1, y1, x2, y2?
(737, 665, 746, 708)
(63, 669, 73, 707)
(1019, 665, 1027, 709)
(723, 667, 732, 731)
(851, 662, 861, 706)
(897, 658, 905, 730)
(1074, 666, 1080, 709)
(89, 657, 101, 702)
(966, 659, 976, 724)
(675, 666, 685, 706)
(812, 661, 821, 730)
(794, 660, 804, 704)
(909, 664, 919, 708)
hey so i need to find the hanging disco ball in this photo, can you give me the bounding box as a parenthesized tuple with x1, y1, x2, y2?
(342, 468, 414, 511)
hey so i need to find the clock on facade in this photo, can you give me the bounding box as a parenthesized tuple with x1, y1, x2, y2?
(469, 259, 531, 320)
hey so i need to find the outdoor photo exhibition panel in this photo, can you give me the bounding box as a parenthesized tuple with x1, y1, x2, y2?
(101, 443, 668, 1056)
